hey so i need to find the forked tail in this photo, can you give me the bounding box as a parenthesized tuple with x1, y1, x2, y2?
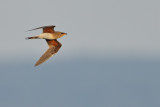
(25, 36, 39, 39)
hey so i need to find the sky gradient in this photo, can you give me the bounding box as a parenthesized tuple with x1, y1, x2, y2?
(0, 0, 160, 61)
(0, 0, 160, 107)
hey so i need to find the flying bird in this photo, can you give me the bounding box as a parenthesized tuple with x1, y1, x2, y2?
(26, 25, 67, 66)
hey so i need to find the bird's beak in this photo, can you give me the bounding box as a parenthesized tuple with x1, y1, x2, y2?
(62, 33, 67, 36)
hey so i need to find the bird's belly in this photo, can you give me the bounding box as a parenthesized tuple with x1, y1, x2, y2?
(40, 33, 57, 39)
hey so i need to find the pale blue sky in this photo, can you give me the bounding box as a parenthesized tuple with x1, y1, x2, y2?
(0, 0, 160, 62)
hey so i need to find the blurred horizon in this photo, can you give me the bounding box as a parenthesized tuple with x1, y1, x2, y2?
(0, 0, 160, 107)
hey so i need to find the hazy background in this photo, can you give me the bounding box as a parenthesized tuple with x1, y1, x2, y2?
(0, 0, 160, 107)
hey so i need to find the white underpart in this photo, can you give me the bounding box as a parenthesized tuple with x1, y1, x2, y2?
(38, 33, 55, 39)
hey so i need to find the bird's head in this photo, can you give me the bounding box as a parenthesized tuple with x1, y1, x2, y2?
(56, 32, 67, 38)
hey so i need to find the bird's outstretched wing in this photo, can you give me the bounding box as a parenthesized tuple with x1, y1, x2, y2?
(35, 39, 62, 66)
(28, 25, 55, 33)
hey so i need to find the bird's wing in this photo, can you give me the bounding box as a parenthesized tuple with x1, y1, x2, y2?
(35, 39, 62, 66)
(28, 25, 55, 33)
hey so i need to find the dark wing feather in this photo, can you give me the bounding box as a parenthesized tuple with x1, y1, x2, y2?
(28, 25, 55, 33)
(35, 39, 62, 66)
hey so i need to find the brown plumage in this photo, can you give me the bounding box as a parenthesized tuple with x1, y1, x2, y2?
(27, 25, 66, 66)
(28, 25, 55, 33)
(35, 39, 62, 66)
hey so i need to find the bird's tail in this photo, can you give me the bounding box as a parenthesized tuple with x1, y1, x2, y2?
(25, 36, 39, 40)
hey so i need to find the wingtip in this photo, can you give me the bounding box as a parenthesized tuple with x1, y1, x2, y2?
(34, 63, 40, 67)
(27, 25, 56, 32)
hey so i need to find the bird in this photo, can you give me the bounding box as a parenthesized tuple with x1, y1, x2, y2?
(26, 25, 67, 66)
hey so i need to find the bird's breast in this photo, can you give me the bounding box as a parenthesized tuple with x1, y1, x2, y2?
(39, 33, 58, 39)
